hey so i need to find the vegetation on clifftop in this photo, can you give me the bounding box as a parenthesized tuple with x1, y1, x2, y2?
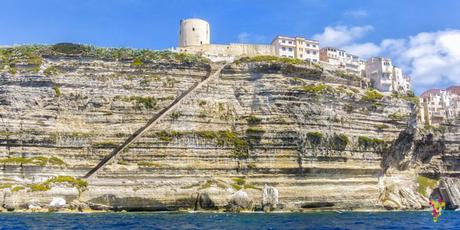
(235, 55, 307, 65)
(0, 44, 210, 70)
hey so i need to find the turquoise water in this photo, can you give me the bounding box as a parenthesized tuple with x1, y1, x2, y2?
(0, 211, 458, 229)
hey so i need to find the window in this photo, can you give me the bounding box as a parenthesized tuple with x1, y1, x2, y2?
(282, 40, 286, 43)
(282, 47, 286, 51)
(306, 51, 310, 54)
(307, 44, 310, 47)
(300, 54, 303, 58)
(192, 27, 195, 31)
(200, 41, 202, 45)
(288, 41, 292, 44)
(313, 51, 317, 55)
(288, 48, 293, 51)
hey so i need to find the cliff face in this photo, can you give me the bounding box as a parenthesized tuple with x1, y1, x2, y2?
(0, 47, 455, 212)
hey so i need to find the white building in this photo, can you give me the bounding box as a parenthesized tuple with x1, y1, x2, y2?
(271, 36, 319, 62)
(319, 47, 365, 76)
(420, 87, 460, 126)
(365, 57, 411, 93)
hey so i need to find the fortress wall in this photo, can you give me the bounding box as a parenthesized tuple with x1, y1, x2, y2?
(179, 43, 275, 58)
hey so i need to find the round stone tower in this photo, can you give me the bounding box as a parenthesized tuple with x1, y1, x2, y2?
(178, 18, 210, 47)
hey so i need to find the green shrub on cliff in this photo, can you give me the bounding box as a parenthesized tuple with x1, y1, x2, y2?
(122, 96, 157, 109)
(52, 85, 61, 97)
(131, 57, 144, 67)
(416, 175, 438, 197)
(246, 115, 262, 124)
(362, 89, 384, 102)
(358, 136, 385, 149)
(44, 66, 58, 76)
(307, 131, 323, 146)
(392, 91, 419, 105)
(51, 43, 88, 55)
(246, 127, 265, 134)
(331, 134, 350, 151)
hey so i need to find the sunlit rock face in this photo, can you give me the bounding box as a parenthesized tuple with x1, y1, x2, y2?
(0, 47, 457, 211)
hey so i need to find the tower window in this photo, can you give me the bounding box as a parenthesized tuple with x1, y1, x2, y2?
(192, 27, 195, 31)
(200, 41, 203, 44)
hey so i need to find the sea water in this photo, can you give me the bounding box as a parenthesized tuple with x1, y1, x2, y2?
(0, 211, 458, 229)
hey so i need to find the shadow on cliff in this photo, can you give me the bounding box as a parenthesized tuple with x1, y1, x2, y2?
(87, 194, 195, 211)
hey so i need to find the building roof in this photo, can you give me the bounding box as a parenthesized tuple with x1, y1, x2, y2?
(271, 35, 319, 44)
(447, 86, 460, 95)
(420, 89, 442, 98)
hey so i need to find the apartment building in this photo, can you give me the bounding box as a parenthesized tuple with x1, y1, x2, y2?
(319, 47, 366, 76)
(420, 86, 460, 126)
(365, 57, 411, 93)
(271, 36, 320, 62)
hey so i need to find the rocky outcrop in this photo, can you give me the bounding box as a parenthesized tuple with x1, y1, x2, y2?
(439, 177, 460, 209)
(0, 45, 459, 212)
(262, 184, 278, 212)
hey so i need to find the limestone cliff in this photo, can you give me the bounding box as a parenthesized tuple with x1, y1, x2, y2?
(0, 45, 456, 212)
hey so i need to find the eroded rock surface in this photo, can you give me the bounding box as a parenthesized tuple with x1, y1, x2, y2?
(0, 47, 459, 211)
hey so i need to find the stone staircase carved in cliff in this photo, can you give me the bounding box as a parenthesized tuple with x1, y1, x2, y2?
(82, 63, 227, 178)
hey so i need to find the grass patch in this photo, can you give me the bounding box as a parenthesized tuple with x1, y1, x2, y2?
(298, 83, 336, 95)
(388, 112, 408, 121)
(336, 70, 360, 81)
(417, 176, 438, 197)
(0, 156, 66, 166)
(0, 184, 12, 189)
(11, 186, 25, 192)
(43, 176, 87, 191)
(138, 162, 164, 168)
(28, 184, 49, 192)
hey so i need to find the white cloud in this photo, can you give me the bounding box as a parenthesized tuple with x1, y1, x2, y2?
(314, 25, 460, 93)
(386, 30, 460, 88)
(344, 10, 368, 18)
(312, 25, 373, 47)
(342, 42, 381, 58)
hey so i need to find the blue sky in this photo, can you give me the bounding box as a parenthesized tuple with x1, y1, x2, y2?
(2, 0, 460, 93)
